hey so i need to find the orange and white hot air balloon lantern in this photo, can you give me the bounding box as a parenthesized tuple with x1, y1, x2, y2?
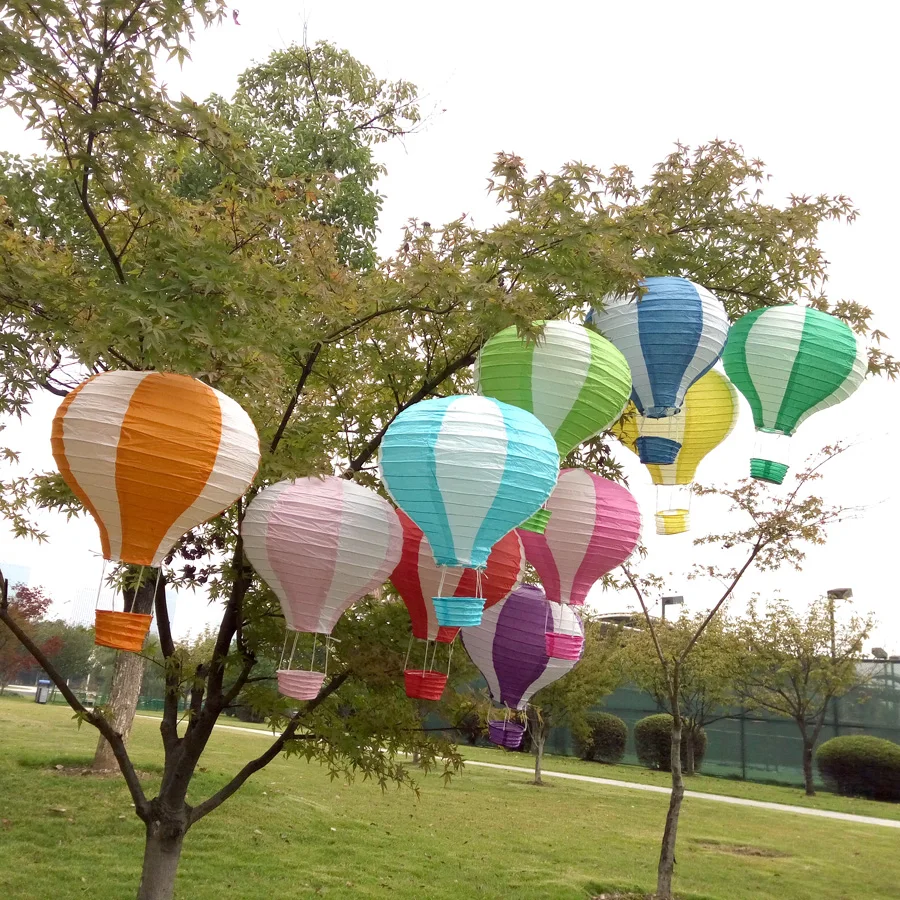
(52, 371, 260, 651)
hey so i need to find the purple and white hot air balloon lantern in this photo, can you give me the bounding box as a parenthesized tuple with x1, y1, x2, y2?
(461, 583, 584, 749)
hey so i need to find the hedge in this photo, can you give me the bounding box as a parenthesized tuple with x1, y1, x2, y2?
(634, 714, 707, 772)
(816, 735, 900, 802)
(575, 712, 627, 764)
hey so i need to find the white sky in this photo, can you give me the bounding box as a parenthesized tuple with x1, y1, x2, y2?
(1, 1, 897, 649)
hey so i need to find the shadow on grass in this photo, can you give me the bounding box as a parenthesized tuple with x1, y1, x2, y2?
(16, 752, 165, 776)
(584, 880, 722, 900)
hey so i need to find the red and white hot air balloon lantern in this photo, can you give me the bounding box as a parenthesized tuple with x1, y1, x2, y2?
(390, 510, 524, 700)
(242, 476, 402, 701)
(51, 371, 260, 652)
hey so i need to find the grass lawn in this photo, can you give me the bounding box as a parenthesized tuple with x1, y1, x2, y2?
(1, 696, 898, 900)
(458, 744, 900, 822)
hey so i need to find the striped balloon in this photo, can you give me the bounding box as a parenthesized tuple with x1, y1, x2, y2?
(461, 584, 583, 710)
(589, 277, 729, 463)
(613, 370, 739, 533)
(379, 395, 559, 569)
(51, 371, 259, 567)
(390, 511, 525, 643)
(474, 321, 632, 457)
(722, 305, 867, 483)
(519, 469, 641, 606)
(241, 477, 402, 635)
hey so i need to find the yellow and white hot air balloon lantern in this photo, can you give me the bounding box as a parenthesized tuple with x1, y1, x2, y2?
(613, 369, 738, 535)
(52, 371, 260, 650)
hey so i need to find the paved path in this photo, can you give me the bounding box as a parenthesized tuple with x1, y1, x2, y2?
(135, 715, 900, 830)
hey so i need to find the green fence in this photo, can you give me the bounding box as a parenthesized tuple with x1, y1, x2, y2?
(542, 661, 900, 787)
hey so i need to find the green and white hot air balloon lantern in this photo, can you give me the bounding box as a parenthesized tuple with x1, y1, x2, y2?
(475, 321, 632, 531)
(722, 305, 867, 484)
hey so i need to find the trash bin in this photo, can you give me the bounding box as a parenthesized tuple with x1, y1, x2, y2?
(34, 679, 51, 704)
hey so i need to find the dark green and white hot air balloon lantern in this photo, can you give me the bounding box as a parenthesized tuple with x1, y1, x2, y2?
(722, 305, 867, 484)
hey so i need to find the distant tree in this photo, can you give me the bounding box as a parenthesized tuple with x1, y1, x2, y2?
(620, 612, 742, 774)
(33, 619, 96, 687)
(525, 615, 623, 785)
(621, 446, 858, 899)
(734, 595, 874, 796)
(0, 582, 53, 692)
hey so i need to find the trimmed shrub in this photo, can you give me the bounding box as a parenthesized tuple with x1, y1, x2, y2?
(816, 735, 900, 802)
(576, 712, 628, 764)
(634, 714, 707, 772)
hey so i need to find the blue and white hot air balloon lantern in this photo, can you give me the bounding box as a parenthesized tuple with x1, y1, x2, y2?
(589, 276, 729, 465)
(379, 395, 559, 627)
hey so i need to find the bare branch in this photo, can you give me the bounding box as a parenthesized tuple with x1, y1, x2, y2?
(188, 672, 349, 824)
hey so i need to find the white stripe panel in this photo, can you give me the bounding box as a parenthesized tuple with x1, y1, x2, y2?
(530, 322, 591, 436)
(520, 604, 583, 706)
(745, 306, 806, 429)
(319, 482, 401, 632)
(595, 293, 654, 410)
(544, 468, 595, 606)
(794, 336, 868, 431)
(152, 389, 260, 566)
(434, 396, 506, 566)
(461, 600, 504, 702)
(62, 371, 150, 560)
(241, 481, 293, 612)
(676, 285, 730, 401)
(416, 538, 463, 639)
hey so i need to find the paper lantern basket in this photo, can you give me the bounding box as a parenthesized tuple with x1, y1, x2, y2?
(488, 720, 526, 749)
(277, 669, 326, 701)
(94, 610, 152, 653)
(404, 669, 448, 701)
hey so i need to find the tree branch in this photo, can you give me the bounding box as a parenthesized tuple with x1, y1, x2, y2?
(188, 671, 349, 824)
(622, 565, 669, 681)
(345, 347, 477, 474)
(679, 541, 762, 663)
(269, 343, 321, 454)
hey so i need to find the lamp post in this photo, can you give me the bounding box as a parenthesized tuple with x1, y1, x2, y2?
(661, 595, 684, 622)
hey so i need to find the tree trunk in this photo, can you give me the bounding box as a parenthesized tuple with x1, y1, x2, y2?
(683, 729, 696, 776)
(656, 717, 685, 900)
(533, 728, 546, 785)
(93, 575, 155, 772)
(136, 819, 186, 900)
(801, 735, 816, 797)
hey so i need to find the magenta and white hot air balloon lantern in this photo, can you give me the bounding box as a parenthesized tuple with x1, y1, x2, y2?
(242, 476, 402, 701)
(518, 469, 641, 659)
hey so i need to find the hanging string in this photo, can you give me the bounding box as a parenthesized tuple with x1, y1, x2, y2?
(278, 632, 291, 670)
(94, 559, 108, 610)
(287, 631, 300, 671)
(403, 634, 413, 672)
(437, 568, 447, 598)
(445, 638, 455, 675)
(324, 635, 331, 677)
(310, 633, 318, 672)
(475, 569, 483, 600)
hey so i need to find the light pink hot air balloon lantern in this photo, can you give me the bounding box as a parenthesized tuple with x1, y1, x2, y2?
(242, 476, 402, 701)
(518, 469, 641, 660)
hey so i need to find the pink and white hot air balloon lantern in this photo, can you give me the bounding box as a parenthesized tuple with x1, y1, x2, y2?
(242, 476, 402, 701)
(518, 469, 641, 660)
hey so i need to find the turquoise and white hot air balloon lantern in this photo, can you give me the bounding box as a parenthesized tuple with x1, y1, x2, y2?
(589, 276, 730, 465)
(722, 305, 867, 484)
(379, 395, 559, 627)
